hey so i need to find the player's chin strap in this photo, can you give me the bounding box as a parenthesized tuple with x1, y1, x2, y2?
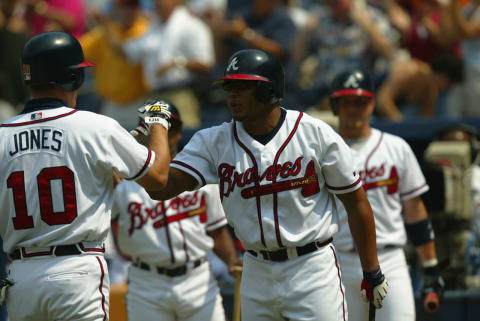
(0, 278, 14, 306)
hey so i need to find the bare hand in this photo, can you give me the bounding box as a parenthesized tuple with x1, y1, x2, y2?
(223, 16, 248, 37)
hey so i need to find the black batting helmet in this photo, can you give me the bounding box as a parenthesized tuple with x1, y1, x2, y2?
(329, 68, 374, 115)
(217, 49, 284, 105)
(21, 31, 95, 91)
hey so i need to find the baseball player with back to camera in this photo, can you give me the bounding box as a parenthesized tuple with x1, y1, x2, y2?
(329, 68, 445, 321)
(111, 100, 239, 321)
(0, 31, 172, 321)
(143, 48, 389, 321)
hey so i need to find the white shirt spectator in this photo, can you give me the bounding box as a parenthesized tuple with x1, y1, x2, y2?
(124, 5, 215, 90)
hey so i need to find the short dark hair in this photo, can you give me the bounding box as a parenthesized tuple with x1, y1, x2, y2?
(430, 53, 464, 84)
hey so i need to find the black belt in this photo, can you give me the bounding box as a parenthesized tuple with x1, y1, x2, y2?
(9, 244, 81, 261)
(133, 258, 206, 277)
(247, 238, 333, 262)
(346, 244, 399, 253)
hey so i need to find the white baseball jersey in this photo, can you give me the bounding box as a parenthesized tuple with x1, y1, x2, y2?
(0, 99, 154, 254)
(334, 128, 429, 251)
(112, 182, 227, 266)
(171, 108, 361, 251)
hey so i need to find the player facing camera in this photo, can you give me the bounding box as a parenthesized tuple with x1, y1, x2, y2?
(216, 49, 284, 122)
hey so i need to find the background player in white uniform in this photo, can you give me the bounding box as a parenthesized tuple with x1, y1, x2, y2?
(329, 68, 445, 321)
(0, 31, 172, 321)
(112, 100, 238, 321)
(147, 49, 389, 321)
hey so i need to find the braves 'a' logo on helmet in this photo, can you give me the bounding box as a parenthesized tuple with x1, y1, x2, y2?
(343, 72, 364, 89)
(226, 57, 239, 72)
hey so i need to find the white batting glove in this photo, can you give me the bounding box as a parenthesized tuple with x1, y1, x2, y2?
(360, 267, 389, 309)
(130, 100, 171, 137)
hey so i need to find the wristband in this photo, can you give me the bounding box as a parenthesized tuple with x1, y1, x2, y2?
(405, 218, 435, 246)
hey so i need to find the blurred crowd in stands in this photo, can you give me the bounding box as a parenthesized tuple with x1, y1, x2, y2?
(3, 0, 480, 318)
(2, 0, 480, 130)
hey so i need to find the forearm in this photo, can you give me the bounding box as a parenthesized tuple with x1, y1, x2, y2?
(337, 188, 379, 271)
(147, 167, 197, 201)
(356, 16, 394, 59)
(242, 30, 285, 60)
(377, 90, 403, 121)
(416, 241, 438, 265)
(139, 125, 170, 191)
(403, 197, 438, 265)
(209, 226, 238, 267)
(348, 200, 379, 271)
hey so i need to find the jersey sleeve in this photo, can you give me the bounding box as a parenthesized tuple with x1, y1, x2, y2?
(319, 123, 361, 194)
(203, 184, 227, 231)
(104, 119, 154, 181)
(398, 139, 429, 200)
(171, 129, 218, 189)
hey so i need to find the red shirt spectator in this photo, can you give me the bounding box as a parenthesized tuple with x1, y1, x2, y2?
(28, 0, 87, 38)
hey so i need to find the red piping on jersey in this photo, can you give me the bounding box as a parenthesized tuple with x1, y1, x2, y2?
(325, 177, 361, 191)
(270, 112, 304, 247)
(330, 246, 347, 321)
(233, 121, 266, 247)
(128, 149, 152, 181)
(171, 160, 207, 186)
(95, 256, 108, 321)
(207, 217, 226, 227)
(400, 183, 427, 198)
(78, 243, 105, 253)
(178, 222, 190, 262)
(0, 109, 79, 127)
(364, 132, 384, 176)
(160, 201, 176, 265)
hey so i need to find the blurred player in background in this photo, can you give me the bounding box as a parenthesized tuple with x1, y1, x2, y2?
(330, 67, 444, 321)
(145, 49, 388, 320)
(112, 99, 239, 321)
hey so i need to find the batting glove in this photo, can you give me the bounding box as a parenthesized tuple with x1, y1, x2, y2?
(130, 100, 172, 137)
(421, 264, 445, 312)
(361, 266, 389, 308)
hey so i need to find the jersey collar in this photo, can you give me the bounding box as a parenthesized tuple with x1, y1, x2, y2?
(20, 98, 68, 115)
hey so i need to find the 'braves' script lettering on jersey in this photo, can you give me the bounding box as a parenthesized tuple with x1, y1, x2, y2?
(218, 157, 318, 199)
(127, 191, 207, 235)
(7, 127, 65, 159)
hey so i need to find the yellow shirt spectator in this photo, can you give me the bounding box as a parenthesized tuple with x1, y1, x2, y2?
(80, 15, 150, 104)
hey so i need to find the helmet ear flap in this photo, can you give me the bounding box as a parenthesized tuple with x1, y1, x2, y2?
(255, 81, 277, 105)
(59, 68, 85, 91)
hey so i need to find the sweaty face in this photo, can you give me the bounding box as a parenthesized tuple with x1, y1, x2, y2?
(223, 80, 260, 121)
(337, 96, 374, 129)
